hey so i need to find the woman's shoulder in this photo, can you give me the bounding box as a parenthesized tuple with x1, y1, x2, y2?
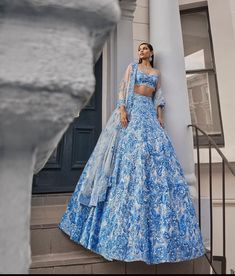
(152, 68, 161, 76)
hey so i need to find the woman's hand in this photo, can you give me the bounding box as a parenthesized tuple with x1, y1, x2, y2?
(157, 106, 164, 128)
(158, 116, 165, 128)
(120, 109, 129, 128)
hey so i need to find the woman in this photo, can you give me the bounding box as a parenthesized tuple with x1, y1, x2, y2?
(59, 42, 205, 264)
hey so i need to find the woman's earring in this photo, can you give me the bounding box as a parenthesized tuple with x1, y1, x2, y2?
(149, 56, 152, 62)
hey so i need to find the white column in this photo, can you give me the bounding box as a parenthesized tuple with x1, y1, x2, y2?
(149, 0, 197, 197)
(116, 0, 137, 88)
(102, 0, 137, 125)
(0, 150, 36, 273)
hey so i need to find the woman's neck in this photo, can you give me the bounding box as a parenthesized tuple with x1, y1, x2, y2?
(141, 59, 151, 68)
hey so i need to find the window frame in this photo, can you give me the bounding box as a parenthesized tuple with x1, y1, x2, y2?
(180, 6, 224, 147)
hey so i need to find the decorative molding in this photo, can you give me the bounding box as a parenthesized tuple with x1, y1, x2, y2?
(119, 0, 137, 20)
(0, 0, 121, 27)
(179, 1, 208, 11)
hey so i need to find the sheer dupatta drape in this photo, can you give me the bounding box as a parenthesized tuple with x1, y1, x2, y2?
(152, 72, 166, 112)
(78, 62, 138, 207)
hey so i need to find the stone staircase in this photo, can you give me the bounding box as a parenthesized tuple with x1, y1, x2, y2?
(30, 194, 210, 274)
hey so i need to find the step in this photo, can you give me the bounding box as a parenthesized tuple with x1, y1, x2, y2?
(29, 251, 157, 274)
(29, 251, 113, 274)
(30, 220, 210, 274)
(31, 224, 89, 256)
(31, 204, 66, 227)
(31, 194, 72, 207)
(30, 251, 105, 268)
(29, 251, 210, 274)
(30, 194, 210, 274)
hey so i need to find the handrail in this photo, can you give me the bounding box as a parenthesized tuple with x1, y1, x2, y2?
(188, 124, 235, 176)
(187, 123, 234, 274)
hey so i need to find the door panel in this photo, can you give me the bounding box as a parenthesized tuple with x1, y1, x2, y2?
(32, 55, 102, 193)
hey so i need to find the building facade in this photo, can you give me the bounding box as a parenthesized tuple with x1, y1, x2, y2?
(1, 0, 234, 273)
(31, 0, 235, 273)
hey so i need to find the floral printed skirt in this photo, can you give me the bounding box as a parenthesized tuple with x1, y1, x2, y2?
(59, 93, 205, 264)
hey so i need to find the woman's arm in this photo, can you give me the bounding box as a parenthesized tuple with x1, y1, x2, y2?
(157, 108, 164, 128)
(154, 72, 165, 128)
(117, 64, 132, 128)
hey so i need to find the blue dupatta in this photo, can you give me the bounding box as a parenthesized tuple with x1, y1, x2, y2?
(78, 61, 165, 207)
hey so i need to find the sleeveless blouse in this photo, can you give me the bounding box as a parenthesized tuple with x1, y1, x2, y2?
(135, 69, 159, 89)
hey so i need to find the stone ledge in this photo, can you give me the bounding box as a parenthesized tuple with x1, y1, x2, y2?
(30, 251, 106, 269)
(31, 223, 59, 230)
(30, 204, 66, 228)
(31, 193, 72, 206)
(0, 0, 121, 27)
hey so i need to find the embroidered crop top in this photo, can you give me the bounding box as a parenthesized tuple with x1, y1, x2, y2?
(135, 70, 159, 89)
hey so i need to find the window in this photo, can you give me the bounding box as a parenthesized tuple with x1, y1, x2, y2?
(180, 7, 224, 146)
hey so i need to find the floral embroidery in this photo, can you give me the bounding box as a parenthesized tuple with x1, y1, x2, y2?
(135, 70, 158, 89)
(59, 89, 205, 264)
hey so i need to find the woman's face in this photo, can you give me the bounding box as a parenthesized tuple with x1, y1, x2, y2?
(138, 44, 152, 60)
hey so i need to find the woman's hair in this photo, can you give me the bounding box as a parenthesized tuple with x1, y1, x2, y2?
(138, 42, 154, 67)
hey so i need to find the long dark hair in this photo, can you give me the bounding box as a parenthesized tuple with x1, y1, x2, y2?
(138, 42, 154, 67)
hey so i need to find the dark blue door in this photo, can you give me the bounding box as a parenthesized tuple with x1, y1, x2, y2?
(33, 56, 102, 193)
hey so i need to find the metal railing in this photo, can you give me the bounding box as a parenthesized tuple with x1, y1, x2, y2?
(188, 124, 235, 274)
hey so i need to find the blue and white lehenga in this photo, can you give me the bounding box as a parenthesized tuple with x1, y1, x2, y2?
(59, 62, 205, 264)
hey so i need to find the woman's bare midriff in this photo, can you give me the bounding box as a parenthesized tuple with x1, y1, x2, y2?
(134, 84, 155, 97)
